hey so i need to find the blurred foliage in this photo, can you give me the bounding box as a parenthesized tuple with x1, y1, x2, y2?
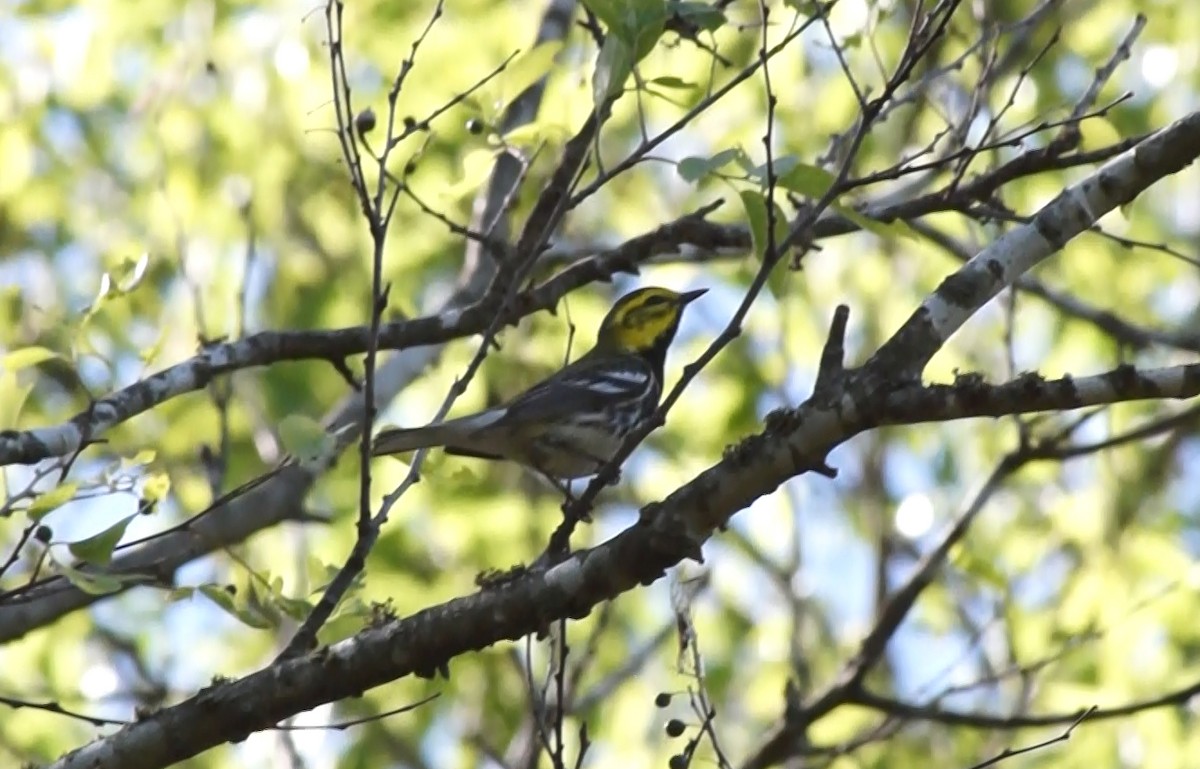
(2, 0, 1200, 767)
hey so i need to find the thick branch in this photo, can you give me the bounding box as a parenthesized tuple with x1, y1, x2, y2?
(873, 109, 1200, 381)
(0, 350, 440, 643)
(49, 358, 1200, 769)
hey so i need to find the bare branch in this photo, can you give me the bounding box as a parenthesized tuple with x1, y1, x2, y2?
(872, 109, 1200, 381)
(966, 707, 1096, 769)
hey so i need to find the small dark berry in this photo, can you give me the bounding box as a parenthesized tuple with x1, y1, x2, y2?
(668, 754, 688, 769)
(355, 108, 377, 134)
(403, 116, 417, 130)
(655, 692, 672, 708)
(466, 117, 484, 135)
(665, 719, 686, 738)
(35, 525, 53, 543)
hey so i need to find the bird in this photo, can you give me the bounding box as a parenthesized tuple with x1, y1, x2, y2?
(371, 286, 707, 480)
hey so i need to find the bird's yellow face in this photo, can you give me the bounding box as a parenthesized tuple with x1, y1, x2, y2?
(598, 286, 707, 353)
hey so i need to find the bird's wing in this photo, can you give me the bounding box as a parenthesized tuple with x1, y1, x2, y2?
(494, 354, 656, 427)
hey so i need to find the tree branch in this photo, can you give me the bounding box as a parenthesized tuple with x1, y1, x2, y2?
(46, 354, 1200, 767)
(0, 205, 732, 468)
(872, 109, 1200, 381)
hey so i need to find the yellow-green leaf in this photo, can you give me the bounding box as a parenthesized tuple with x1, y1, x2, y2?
(581, 0, 623, 31)
(57, 562, 125, 596)
(498, 42, 563, 105)
(3, 346, 61, 372)
(141, 471, 171, 503)
(739, 190, 789, 261)
(777, 162, 836, 198)
(167, 586, 196, 603)
(199, 583, 237, 613)
(115, 252, 150, 293)
(593, 34, 634, 105)
(628, 0, 667, 62)
(0, 371, 33, 431)
(69, 514, 136, 565)
(677, 147, 744, 183)
(446, 148, 499, 200)
(26, 482, 80, 522)
(199, 583, 274, 629)
(832, 202, 914, 240)
(278, 414, 333, 462)
(128, 449, 157, 466)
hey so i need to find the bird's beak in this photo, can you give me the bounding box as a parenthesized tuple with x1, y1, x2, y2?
(677, 288, 708, 305)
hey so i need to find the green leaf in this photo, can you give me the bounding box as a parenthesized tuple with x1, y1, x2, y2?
(234, 606, 275, 629)
(115, 252, 150, 293)
(447, 148, 500, 200)
(0, 371, 33, 432)
(581, 0, 624, 31)
(742, 155, 806, 186)
(499, 42, 563, 104)
(739, 190, 789, 261)
(199, 583, 238, 613)
(953, 544, 1008, 591)
(593, 34, 635, 106)
(272, 592, 313, 622)
(832, 202, 914, 240)
(69, 514, 136, 565)
(246, 580, 282, 628)
(841, 31, 864, 49)
(93, 272, 113, 307)
(777, 162, 837, 198)
(3, 345, 61, 372)
(278, 414, 333, 462)
(258, 573, 309, 619)
(647, 75, 697, 90)
(167, 586, 196, 602)
(200, 583, 274, 629)
(127, 449, 157, 466)
(501, 120, 571, 150)
(58, 563, 126, 596)
(668, 0, 726, 32)
(628, 0, 668, 62)
(587, 0, 667, 107)
(740, 190, 767, 258)
(141, 471, 171, 504)
(677, 157, 710, 182)
(26, 482, 80, 522)
(677, 147, 744, 182)
(3, 345, 60, 374)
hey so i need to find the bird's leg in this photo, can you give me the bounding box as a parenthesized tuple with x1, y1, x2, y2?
(528, 462, 576, 503)
(549, 473, 575, 502)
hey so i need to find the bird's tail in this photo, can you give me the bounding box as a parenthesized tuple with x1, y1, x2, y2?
(371, 410, 506, 457)
(371, 425, 454, 456)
